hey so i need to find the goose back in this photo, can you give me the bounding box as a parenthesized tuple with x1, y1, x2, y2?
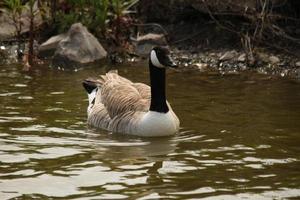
(87, 71, 151, 133)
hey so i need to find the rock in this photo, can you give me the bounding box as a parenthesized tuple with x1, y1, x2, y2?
(257, 52, 269, 63)
(0, 9, 15, 40)
(52, 23, 107, 68)
(258, 53, 280, 65)
(38, 33, 67, 58)
(195, 63, 208, 71)
(295, 61, 300, 67)
(134, 33, 167, 56)
(237, 53, 246, 62)
(209, 52, 217, 56)
(219, 50, 237, 61)
(269, 55, 280, 64)
(0, 2, 43, 40)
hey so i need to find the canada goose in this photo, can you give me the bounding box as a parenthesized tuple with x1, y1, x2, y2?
(82, 46, 180, 137)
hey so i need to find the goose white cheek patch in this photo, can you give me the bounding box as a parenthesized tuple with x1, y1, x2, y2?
(150, 50, 164, 68)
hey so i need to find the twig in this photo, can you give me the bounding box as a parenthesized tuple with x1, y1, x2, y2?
(201, 0, 241, 35)
(264, 41, 300, 57)
(270, 25, 300, 44)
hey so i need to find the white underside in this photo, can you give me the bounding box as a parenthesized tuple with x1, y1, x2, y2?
(136, 111, 179, 137)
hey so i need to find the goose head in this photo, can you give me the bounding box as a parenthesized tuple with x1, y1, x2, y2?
(150, 46, 177, 69)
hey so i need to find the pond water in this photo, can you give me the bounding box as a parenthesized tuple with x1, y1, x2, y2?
(0, 63, 300, 199)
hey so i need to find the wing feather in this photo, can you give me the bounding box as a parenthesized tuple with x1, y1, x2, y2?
(100, 71, 150, 119)
(133, 83, 151, 99)
(86, 70, 152, 132)
(88, 103, 110, 129)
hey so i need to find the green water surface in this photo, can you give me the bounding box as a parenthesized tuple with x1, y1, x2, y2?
(0, 63, 300, 199)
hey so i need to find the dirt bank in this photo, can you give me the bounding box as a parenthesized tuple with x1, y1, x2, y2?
(136, 0, 300, 78)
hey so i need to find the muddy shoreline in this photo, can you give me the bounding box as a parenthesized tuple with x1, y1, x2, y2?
(169, 48, 300, 79)
(1, 41, 300, 79)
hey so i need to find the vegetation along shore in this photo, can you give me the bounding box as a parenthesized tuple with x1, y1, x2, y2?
(0, 0, 299, 78)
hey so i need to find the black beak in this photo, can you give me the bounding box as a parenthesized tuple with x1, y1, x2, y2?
(164, 55, 178, 68)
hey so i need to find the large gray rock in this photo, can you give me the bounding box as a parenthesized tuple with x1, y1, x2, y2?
(0, 9, 15, 40)
(52, 23, 107, 68)
(38, 33, 67, 58)
(0, 2, 43, 40)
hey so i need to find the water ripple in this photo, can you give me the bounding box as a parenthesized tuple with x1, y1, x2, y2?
(0, 63, 300, 199)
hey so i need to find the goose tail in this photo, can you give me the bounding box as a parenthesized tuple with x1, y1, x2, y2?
(82, 70, 119, 95)
(82, 79, 98, 94)
(82, 70, 119, 114)
(82, 79, 101, 114)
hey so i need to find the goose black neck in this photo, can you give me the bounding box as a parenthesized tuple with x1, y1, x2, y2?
(149, 62, 169, 113)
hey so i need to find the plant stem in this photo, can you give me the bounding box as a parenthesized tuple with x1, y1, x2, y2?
(51, 0, 57, 24)
(28, 1, 34, 67)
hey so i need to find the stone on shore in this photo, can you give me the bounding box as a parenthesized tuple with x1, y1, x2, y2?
(52, 23, 107, 68)
(269, 55, 280, 64)
(38, 33, 67, 58)
(0, 2, 43, 40)
(257, 52, 269, 63)
(237, 53, 246, 62)
(134, 33, 167, 56)
(219, 50, 237, 61)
